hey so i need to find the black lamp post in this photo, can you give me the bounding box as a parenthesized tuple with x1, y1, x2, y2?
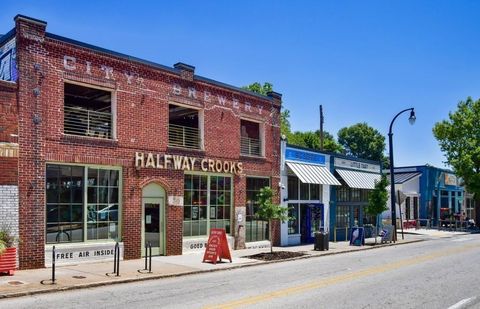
(388, 108, 416, 241)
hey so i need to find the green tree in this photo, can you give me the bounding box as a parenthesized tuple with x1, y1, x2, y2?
(287, 130, 343, 153)
(255, 187, 289, 253)
(243, 82, 291, 136)
(338, 123, 386, 162)
(243, 82, 273, 95)
(366, 174, 389, 244)
(433, 97, 480, 209)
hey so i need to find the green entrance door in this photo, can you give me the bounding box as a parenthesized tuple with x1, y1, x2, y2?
(142, 183, 165, 256)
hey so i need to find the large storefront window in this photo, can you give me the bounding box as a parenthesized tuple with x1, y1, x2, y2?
(46, 164, 121, 244)
(183, 174, 232, 237)
(87, 168, 120, 240)
(288, 203, 299, 234)
(288, 175, 322, 201)
(246, 177, 270, 242)
(336, 205, 350, 228)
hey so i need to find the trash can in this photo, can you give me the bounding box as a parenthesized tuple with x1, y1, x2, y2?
(314, 232, 329, 251)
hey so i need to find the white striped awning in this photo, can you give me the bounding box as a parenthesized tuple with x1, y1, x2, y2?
(286, 161, 341, 185)
(336, 169, 381, 190)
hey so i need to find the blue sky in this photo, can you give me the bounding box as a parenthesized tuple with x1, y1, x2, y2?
(3, 1, 479, 168)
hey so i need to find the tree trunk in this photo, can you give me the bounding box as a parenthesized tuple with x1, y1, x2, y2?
(269, 219, 273, 254)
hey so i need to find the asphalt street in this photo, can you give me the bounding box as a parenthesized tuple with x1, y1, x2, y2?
(2, 234, 480, 309)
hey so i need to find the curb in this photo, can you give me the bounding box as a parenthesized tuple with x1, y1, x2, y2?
(0, 239, 424, 299)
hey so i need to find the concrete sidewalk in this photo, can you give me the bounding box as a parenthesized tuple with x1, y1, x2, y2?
(0, 235, 427, 299)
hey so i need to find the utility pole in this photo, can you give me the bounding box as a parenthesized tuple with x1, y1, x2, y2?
(319, 105, 324, 150)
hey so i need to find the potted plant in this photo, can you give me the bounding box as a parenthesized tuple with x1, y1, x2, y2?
(0, 227, 17, 275)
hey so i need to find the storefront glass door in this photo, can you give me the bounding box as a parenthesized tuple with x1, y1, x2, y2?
(142, 183, 165, 256)
(144, 200, 163, 255)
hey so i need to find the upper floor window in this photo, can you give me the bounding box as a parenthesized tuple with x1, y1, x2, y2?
(240, 119, 263, 157)
(64, 83, 114, 139)
(169, 104, 202, 150)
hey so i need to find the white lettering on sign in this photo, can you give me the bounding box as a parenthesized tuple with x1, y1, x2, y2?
(63, 55, 76, 70)
(172, 85, 276, 118)
(135, 152, 243, 175)
(188, 87, 197, 99)
(124, 71, 134, 84)
(334, 157, 381, 173)
(204, 91, 211, 102)
(86, 61, 92, 75)
(101, 65, 114, 79)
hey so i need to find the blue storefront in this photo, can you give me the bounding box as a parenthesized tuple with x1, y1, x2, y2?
(391, 165, 464, 225)
(280, 143, 341, 246)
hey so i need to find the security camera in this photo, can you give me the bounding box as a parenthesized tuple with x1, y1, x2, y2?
(279, 182, 285, 189)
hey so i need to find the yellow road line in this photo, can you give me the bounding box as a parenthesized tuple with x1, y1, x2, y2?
(204, 244, 478, 309)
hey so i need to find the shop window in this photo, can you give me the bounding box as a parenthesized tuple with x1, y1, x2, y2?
(336, 205, 350, 228)
(87, 168, 120, 240)
(288, 176, 299, 200)
(288, 203, 299, 234)
(413, 197, 419, 220)
(64, 83, 114, 139)
(246, 177, 270, 242)
(46, 164, 121, 244)
(351, 188, 361, 202)
(405, 197, 411, 220)
(240, 119, 263, 156)
(169, 104, 202, 149)
(310, 184, 321, 200)
(183, 174, 232, 237)
(46, 165, 84, 243)
(300, 182, 309, 200)
(337, 185, 350, 202)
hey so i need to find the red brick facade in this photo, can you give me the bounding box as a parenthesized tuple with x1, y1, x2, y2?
(5, 16, 281, 269)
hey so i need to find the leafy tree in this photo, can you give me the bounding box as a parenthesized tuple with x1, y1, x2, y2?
(433, 97, 480, 211)
(243, 82, 273, 95)
(338, 123, 386, 162)
(255, 187, 289, 253)
(280, 109, 291, 137)
(287, 130, 343, 153)
(366, 174, 389, 244)
(243, 82, 291, 136)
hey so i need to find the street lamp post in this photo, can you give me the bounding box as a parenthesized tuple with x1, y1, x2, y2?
(388, 108, 416, 241)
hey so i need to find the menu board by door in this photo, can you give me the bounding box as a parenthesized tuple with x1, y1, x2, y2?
(202, 228, 232, 264)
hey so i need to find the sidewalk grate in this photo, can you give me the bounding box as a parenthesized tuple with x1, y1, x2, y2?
(7, 281, 25, 286)
(72, 276, 86, 279)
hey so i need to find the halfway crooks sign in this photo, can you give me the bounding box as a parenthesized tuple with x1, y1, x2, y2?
(135, 152, 243, 175)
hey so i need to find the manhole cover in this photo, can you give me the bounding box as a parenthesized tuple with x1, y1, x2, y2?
(72, 275, 86, 279)
(7, 281, 25, 286)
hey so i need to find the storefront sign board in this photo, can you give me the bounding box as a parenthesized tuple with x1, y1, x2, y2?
(349, 227, 365, 246)
(202, 228, 232, 264)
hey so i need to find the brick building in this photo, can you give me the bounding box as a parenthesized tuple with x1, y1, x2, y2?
(0, 15, 282, 269)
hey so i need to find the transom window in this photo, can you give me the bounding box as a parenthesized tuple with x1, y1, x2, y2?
(64, 83, 113, 139)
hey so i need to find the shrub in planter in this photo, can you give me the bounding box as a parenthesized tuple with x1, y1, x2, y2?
(0, 228, 17, 276)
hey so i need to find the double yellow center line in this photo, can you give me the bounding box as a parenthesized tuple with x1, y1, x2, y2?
(205, 244, 478, 309)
